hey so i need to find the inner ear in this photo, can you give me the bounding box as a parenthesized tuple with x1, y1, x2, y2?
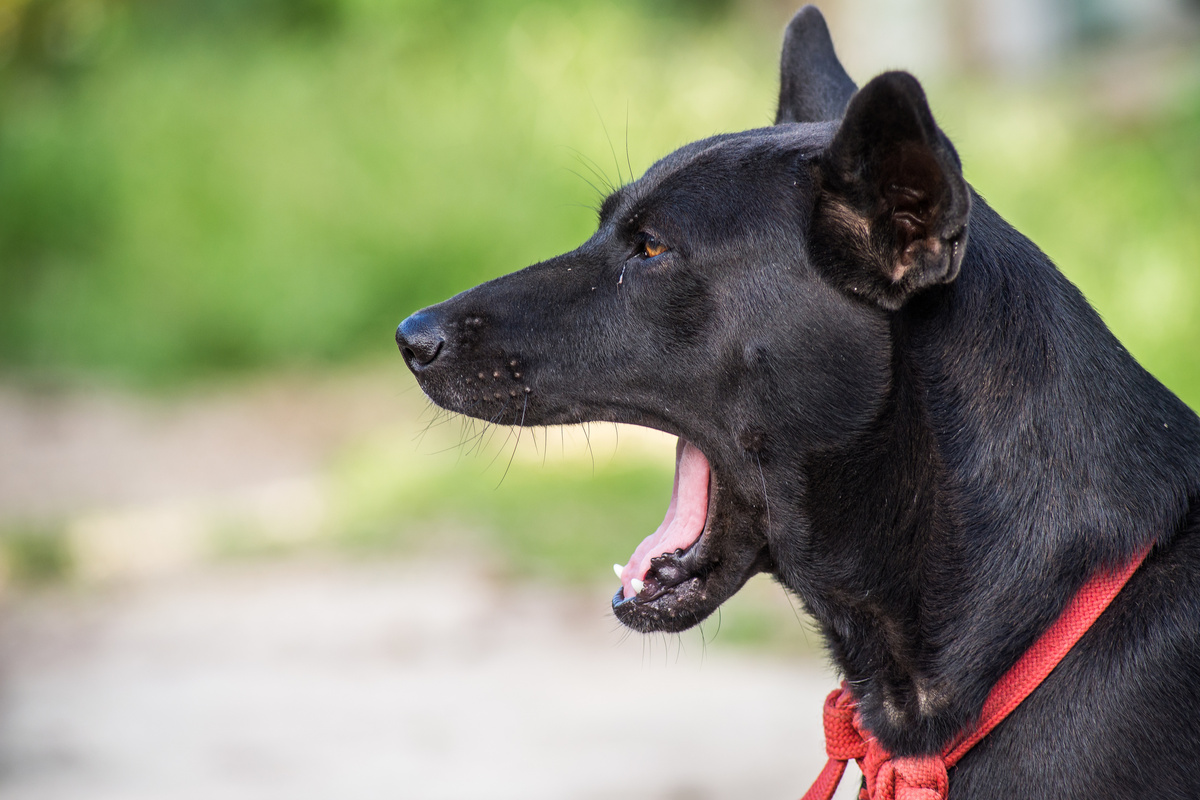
(880, 141, 949, 279)
(775, 6, 858, 124)
(814, 71, 970, 310)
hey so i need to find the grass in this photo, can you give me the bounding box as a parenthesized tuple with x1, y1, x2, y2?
(6, 2, 1191, 402)
(0, 523, 73, 586)
(0, 0, 777, 384)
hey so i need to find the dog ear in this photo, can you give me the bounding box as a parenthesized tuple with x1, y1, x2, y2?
(812, 71, 970, 310)
(775, 6, 857, 124)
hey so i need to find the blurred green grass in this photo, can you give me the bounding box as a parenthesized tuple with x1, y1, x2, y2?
(0, 522, 72, 585)
(0, 0, 776, 383)
(1, 0, 1196, 404)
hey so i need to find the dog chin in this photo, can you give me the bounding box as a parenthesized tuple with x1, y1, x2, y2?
(608, 528, 763, 634)
(611, 573, 719, 633)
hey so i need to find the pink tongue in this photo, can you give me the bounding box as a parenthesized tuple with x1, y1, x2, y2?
(618, 439, 710, 598)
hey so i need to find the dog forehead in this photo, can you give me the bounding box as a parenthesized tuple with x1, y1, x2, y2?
(646, 122, 833, 182)
(602, 122, 834, 221)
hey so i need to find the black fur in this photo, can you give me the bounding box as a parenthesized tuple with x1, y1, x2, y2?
(775, 5, 857, 124)
(397, 6, 1200, 796)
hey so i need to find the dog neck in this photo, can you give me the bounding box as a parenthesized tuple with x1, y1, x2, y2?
(784, 196, 1200, 756)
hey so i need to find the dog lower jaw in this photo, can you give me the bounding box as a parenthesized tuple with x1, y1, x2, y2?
(609, 523, 769, 634)
(611, 577, 711, 633)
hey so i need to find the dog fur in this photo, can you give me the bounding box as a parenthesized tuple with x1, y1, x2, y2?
(398, 7, 1200, 797)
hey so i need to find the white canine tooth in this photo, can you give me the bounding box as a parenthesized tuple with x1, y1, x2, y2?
(613, 563, 624, 580)
(631, 578, 646, 595)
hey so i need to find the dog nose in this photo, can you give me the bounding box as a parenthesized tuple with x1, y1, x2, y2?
(396, 311, 446, 370)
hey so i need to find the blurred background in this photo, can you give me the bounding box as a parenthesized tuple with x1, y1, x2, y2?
(0, 0, 1197, 798)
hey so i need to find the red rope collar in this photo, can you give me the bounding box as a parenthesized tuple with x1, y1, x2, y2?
(801, 547, 1151, 800)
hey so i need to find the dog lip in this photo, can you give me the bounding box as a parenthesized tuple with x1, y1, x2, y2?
(612, 587, 635, 608)
(617, 541, 705, 604)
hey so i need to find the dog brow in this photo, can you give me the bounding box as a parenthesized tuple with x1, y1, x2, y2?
(598, 189, 626, 223)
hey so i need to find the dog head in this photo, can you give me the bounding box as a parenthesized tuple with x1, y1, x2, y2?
(397, 6, 970, 633)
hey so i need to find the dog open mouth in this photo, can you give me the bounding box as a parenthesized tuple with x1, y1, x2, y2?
(611, 438, 715, 624)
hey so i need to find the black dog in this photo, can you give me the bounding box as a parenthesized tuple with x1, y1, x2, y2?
(398, 7, 1200, 797)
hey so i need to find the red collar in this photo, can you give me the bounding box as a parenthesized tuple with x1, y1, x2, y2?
(802, 547, 1151, 800)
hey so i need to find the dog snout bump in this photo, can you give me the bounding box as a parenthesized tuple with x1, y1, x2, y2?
(396, 312, 446, 370)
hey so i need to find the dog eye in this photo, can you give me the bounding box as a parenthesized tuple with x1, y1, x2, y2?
(640, 237, 668, 258)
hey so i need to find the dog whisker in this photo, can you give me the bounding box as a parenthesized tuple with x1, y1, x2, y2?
(563, 166, 608, 204)
(495, 394, 529, 489)
(755, 452, 771, 530)
(472, 402, 513, 459)
(624, 99, 634, 189)
(486, 425, 517, 470)
(586, 86, 626, 188)
(580, 420, 595, 475)
(563, 145, 618, 199)
(414, 404, 456, 448)
(566, 145, 615, 188)
(413, 406, 458, 445)
(781, 586, 807, 633)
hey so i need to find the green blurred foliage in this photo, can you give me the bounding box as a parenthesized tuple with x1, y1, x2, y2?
(0, 0, 774, 384)
(1, 523, 72, 585)
(0, 0, 1197, 410)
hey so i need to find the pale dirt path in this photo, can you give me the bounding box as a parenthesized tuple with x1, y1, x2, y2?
(0, 558, 860, 800)
(0, 370, 410, 522)
(0, 371, 861, 799)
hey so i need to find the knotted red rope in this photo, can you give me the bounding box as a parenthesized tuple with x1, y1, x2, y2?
(801, 547, 1151, 800)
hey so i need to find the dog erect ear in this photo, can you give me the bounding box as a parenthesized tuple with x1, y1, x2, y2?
(775, 6, 857, 124)
(812, 71, 970, 310)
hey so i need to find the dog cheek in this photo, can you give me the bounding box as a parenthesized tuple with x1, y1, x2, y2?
(738, 426, 766, 454)
(632, 271, 713, 347)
